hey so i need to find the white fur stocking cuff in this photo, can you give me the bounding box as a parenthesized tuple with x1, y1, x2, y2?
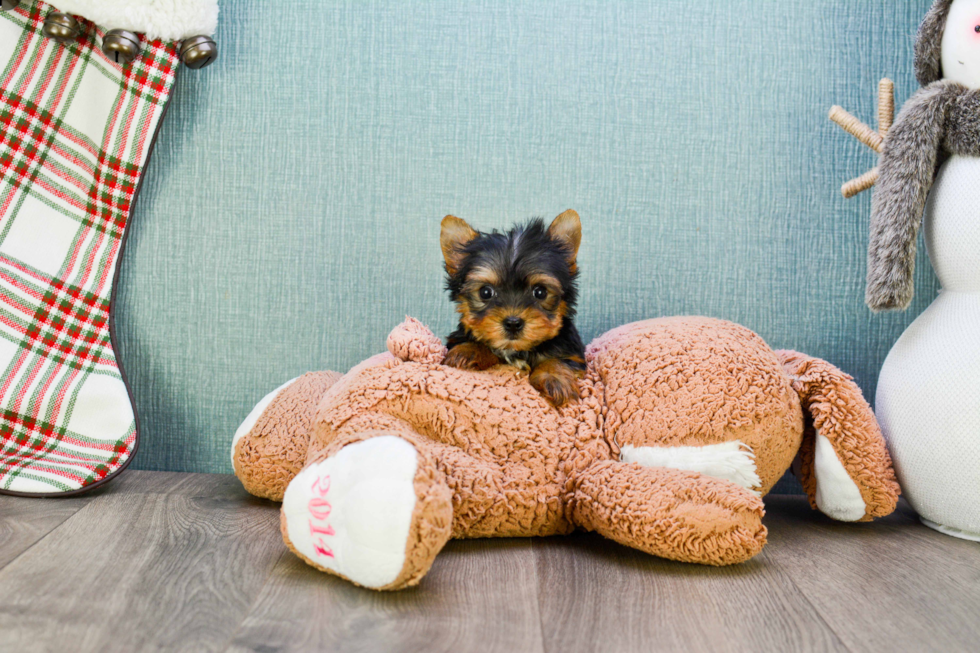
(51, 0, 218, 41)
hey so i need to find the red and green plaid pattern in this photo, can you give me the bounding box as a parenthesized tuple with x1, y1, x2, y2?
(0, 1, 178, 494)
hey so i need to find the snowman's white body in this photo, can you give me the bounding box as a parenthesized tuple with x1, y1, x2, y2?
(875, 155, 980, 540)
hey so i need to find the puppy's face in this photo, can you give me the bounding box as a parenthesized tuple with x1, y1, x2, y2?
(441, 211, 581, 353)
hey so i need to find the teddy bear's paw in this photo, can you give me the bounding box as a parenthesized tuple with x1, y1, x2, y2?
(812, 430, 868, 522)
(280, 436, 451, 590)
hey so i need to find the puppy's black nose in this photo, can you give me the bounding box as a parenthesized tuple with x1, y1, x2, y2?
(503, 316, 525, 335)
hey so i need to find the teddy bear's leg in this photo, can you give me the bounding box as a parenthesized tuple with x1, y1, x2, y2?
(303, 410, 519, 540)
(570, 460, 767, 566)
(777, 351, 900, 522)
(232, 371, 344, 501)
(280, 430, 454, 591)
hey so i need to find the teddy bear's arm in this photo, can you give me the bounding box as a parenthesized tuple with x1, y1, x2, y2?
(282, 413, 558, 590)
(867, 82, 957, 311)
(569, 460, 767, 566)
(309, 410, 551, 539)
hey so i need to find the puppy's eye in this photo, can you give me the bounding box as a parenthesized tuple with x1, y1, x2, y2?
(532, 285, 548, 301)
(479, 286, 495, 301)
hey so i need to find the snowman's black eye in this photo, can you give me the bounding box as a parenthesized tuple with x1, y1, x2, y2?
(974, 24, 980, 33)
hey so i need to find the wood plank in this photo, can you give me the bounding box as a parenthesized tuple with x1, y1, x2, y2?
(0, 494, 91, 570)
(0, 471, 245, 571)
(106, 469, 253, 497)
(6, 476, 976, 653)
(0, 472, 284, 653)
(226, 538, 545, 653)
(533, 531, 848, 653)
(763, 495, 980, 653)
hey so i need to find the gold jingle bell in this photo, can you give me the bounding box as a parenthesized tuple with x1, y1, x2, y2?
(42, 12, 81, 44)
(180, 35, 218, 69)
(102, 29, 141, 65)
(1, 0, 21, 13)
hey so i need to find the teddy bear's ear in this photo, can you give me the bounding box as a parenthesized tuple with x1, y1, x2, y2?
(915, 0, 954, 86)
(387, 317, 447, 364)
(440, 215, 478, 276)
(548, 209, 581, 271)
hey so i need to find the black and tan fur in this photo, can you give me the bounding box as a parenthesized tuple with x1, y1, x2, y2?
(440, 210, 586, 407)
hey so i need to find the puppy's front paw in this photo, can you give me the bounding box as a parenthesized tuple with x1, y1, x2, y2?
(443, 342, 500, 371)
(529, 359, 582, 408)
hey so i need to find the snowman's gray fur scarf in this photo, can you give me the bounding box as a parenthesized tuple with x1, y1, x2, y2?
(865, 0, 980, 311)
(867, 81, 980, 311)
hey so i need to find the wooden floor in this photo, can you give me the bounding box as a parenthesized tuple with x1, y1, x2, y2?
(1, 471, 978, 653)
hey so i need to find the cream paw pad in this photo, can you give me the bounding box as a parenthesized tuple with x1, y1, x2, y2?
(281, 436, 451, 590)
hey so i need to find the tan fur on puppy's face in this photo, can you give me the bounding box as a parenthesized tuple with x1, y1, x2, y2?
(458, 302, 565, 353)
(456, 264, 568, 353)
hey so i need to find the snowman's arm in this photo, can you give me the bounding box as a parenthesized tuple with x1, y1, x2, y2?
(866, 82, 957, 312)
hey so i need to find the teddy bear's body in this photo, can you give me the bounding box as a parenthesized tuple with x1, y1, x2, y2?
(233, 316, 899, 590)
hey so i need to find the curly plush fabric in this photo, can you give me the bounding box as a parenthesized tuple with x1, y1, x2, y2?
(233, 317, 900, 590)
(570, 461, 768, 566)
(588, 318, 802, 493)
(232, 371, 342, 500)
(777, 351, 900, 520)
(386, 316, 448, 365)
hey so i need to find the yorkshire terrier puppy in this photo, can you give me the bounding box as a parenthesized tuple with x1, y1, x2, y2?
(440, 210, 586, 407)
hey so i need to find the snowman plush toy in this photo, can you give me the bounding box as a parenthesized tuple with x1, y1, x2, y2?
(867, 0, 980, 541)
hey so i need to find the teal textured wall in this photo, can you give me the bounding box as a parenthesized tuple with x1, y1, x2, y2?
(118, 0, 939, 477)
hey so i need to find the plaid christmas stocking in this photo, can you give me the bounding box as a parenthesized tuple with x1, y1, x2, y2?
(0, 2, 181, 494)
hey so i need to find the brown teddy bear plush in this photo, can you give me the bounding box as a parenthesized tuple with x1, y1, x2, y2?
(232, 316, 899, 591)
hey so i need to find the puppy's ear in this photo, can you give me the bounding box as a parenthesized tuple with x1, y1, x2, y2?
(548, 209, 581, 271)
(441, 215, 478, 276)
